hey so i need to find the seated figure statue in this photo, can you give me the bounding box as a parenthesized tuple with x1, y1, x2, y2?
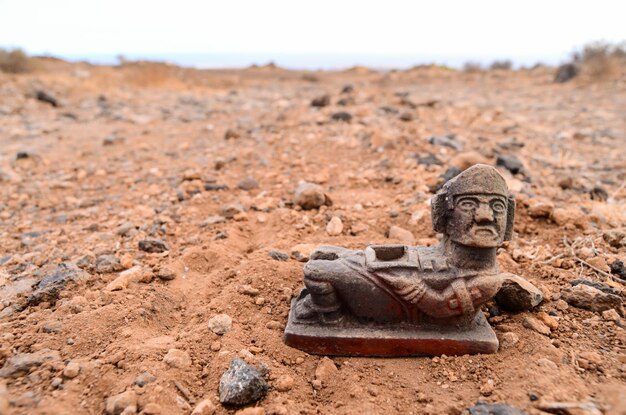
(284, 164, 517, 356)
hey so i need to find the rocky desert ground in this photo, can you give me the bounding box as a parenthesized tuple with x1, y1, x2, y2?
(0, 58, 625, 414)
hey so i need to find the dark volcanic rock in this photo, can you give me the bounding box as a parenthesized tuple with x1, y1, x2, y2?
(415, 153, 442, 166)
(571, 279, 620, 295)
(28, 263, 88, 307)
(468, 401, 527, 415)
(554, 63, 579, 83)
(496, 155, 524, 175)
(0, 350, 60, 378)
(35, 90, 58, 107)
(95, 255, 123, 273)
(610, 260, 626, 281)
(428, 134, 462, 150)
(311, 94, 330, 107)
(331, 111, 352, 122)
(138, 239, 169, 253)
(219, 358, 268, 406)
(495, 274, 544, 312)
(269, 250, 288, 261)
(430, 166, 462, 193)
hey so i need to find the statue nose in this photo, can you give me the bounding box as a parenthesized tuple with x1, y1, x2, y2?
(474, 204, 494, 222)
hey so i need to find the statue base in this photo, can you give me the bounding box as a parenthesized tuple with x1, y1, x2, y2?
(284, 297, 499, 357)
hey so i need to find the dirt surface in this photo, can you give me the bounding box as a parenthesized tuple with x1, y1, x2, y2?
(0, 60, 625, 414)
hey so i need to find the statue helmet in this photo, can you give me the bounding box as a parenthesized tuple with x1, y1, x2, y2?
(431, 164, 516, 240)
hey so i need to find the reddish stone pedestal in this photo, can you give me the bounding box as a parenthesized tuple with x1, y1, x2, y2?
(284, 298, 499, 357)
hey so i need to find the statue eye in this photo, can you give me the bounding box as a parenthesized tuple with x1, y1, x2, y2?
(491, 200, 506, 213)
(458, 199, 478, 211)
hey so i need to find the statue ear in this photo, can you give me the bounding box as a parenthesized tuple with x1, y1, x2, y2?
(504, 195, 516, 241)
(431, 193, 447, 233)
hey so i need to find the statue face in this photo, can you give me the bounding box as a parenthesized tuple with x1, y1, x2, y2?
(446, 194, 508, 248)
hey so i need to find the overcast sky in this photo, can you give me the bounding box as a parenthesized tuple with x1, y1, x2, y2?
(0, 0, 624, 68)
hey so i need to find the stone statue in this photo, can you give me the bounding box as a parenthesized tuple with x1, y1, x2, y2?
(284, 164, 517, 356)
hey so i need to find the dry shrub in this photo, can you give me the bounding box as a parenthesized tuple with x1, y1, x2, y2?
(0, 48, 35, 73)
(490, 60, 512, 70)
(463, 62, 482, 73)
(577, 41, 625, 81)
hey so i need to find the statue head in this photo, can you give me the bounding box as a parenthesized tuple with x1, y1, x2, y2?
(432, 164, 515, 248)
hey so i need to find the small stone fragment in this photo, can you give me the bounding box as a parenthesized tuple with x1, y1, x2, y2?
(602, 309, 620, 322)
(238, 177, 259, 191)
(496, 155, 524, 175)
(235, 408, 265, 415)
(138, 239, 169, 253)
(326, 216, 343, 236)
(208, 314, 232, 335)
(290, 244, 316, 262)
(294, 182, 330, 210)
(268, 250, 288, 261)
(603, 231, 625, 248)
(479, 379, 495, 396)
(63, 361, 80, 378)
(156, 267, 176, 280)
(311, 94, 330, 107)
(105, 275, 129, 291)
(499, 332, 519, 349)
(222, 203, 245, 219)
(495, 274, 544, 312)
(522, 316, 551, 336)
(0, 350, 60, 378)
(314, 357, 338, 387)
(96, 255, 124, 273)
(537, 311, 559, 330)
(274, 375, 294, 392)
(191, 399, 216, 415)
(105, 390, 138, 415)
(428, 134, 462, 150)
(610, 260, 626, 280)
(162, 349, 191, 369)
(142, 403, 162, 415)
(219, 358, 268, 406)
(331, 111, 352, 122)
(388, 225, 415, 245)
(537, 401, 602, 415)
(134, 371, 156, 387)
(561, 284, 623, 313)
(468, 401, 527, 415)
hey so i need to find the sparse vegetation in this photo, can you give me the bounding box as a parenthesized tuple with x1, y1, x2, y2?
(462, 61, 482, 72)
(490, 60, 512, 70)
(557, 41, 626, 82)
(0, 48, 35, 73)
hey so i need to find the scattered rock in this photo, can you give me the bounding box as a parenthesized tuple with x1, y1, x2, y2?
(156, 267, 176, 280)
(571, 279, 620, 295)
(468, 401, 527, 415)
(602, 308, 621, 322)
(235, 408, 265, 415)
(105, 390, 137, 415)
(219, 358, 268, 406)
(431, 166, 462, 192)
(522, 316, 551, 336)
(274, 375, 294, 392)
(103, 134, 125, 146)
(331, 111, 352, 122)
(63, 361, 80, 378)
(415, 153, 442, 166)
(537, 358, 558, 370)
(537, 311, 559, 330)
(561, 283, 623, 314)
(208, 314, 232, 335)
(238, 177, 259, 191)
(527, 200, 554, 218)
(496, 155, 524, 175)
(240, 285, 260, 296)
(495, 274, 543, 312)
(294, 182, 331, 210)
(554, 63, 579, 83)
(138, 239, 169, 253)
(222, 203, 245, 219)
(428, 134, 462, 150)
(341, 84, 354, 93)
(537, 401, 601, 415)
(314, 357, 338, 387)
(387, 225, 415, 245)
(134, 371, 156, 387)
(202, 215, 227, 226)
(479, 379, 495, 396)
(105, 274, 129, 291)
(162, 349, 191, 369)
(499, 332, 519, 349)
(35, 90, 59, 107)
(399, 112, 413, 122)
(311, 94, 330, 107)
(603, 231, 625, 248)
(224, 129, 240, 140)
(326, 216, 343, 236)
(0, 350, 60, 378)
(28, 262, 89, 306)
(589, 185, 608, 201)
(96, 255, 124, 273)
(290, 244, 316, 262)
(191, 399, 216, 415)
(268, 250, 288, 261)
(142, 402, 162, 415)
(610, 260, 626, 280)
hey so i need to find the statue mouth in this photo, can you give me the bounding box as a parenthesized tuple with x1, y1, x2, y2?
(472, 226, 497, 236)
